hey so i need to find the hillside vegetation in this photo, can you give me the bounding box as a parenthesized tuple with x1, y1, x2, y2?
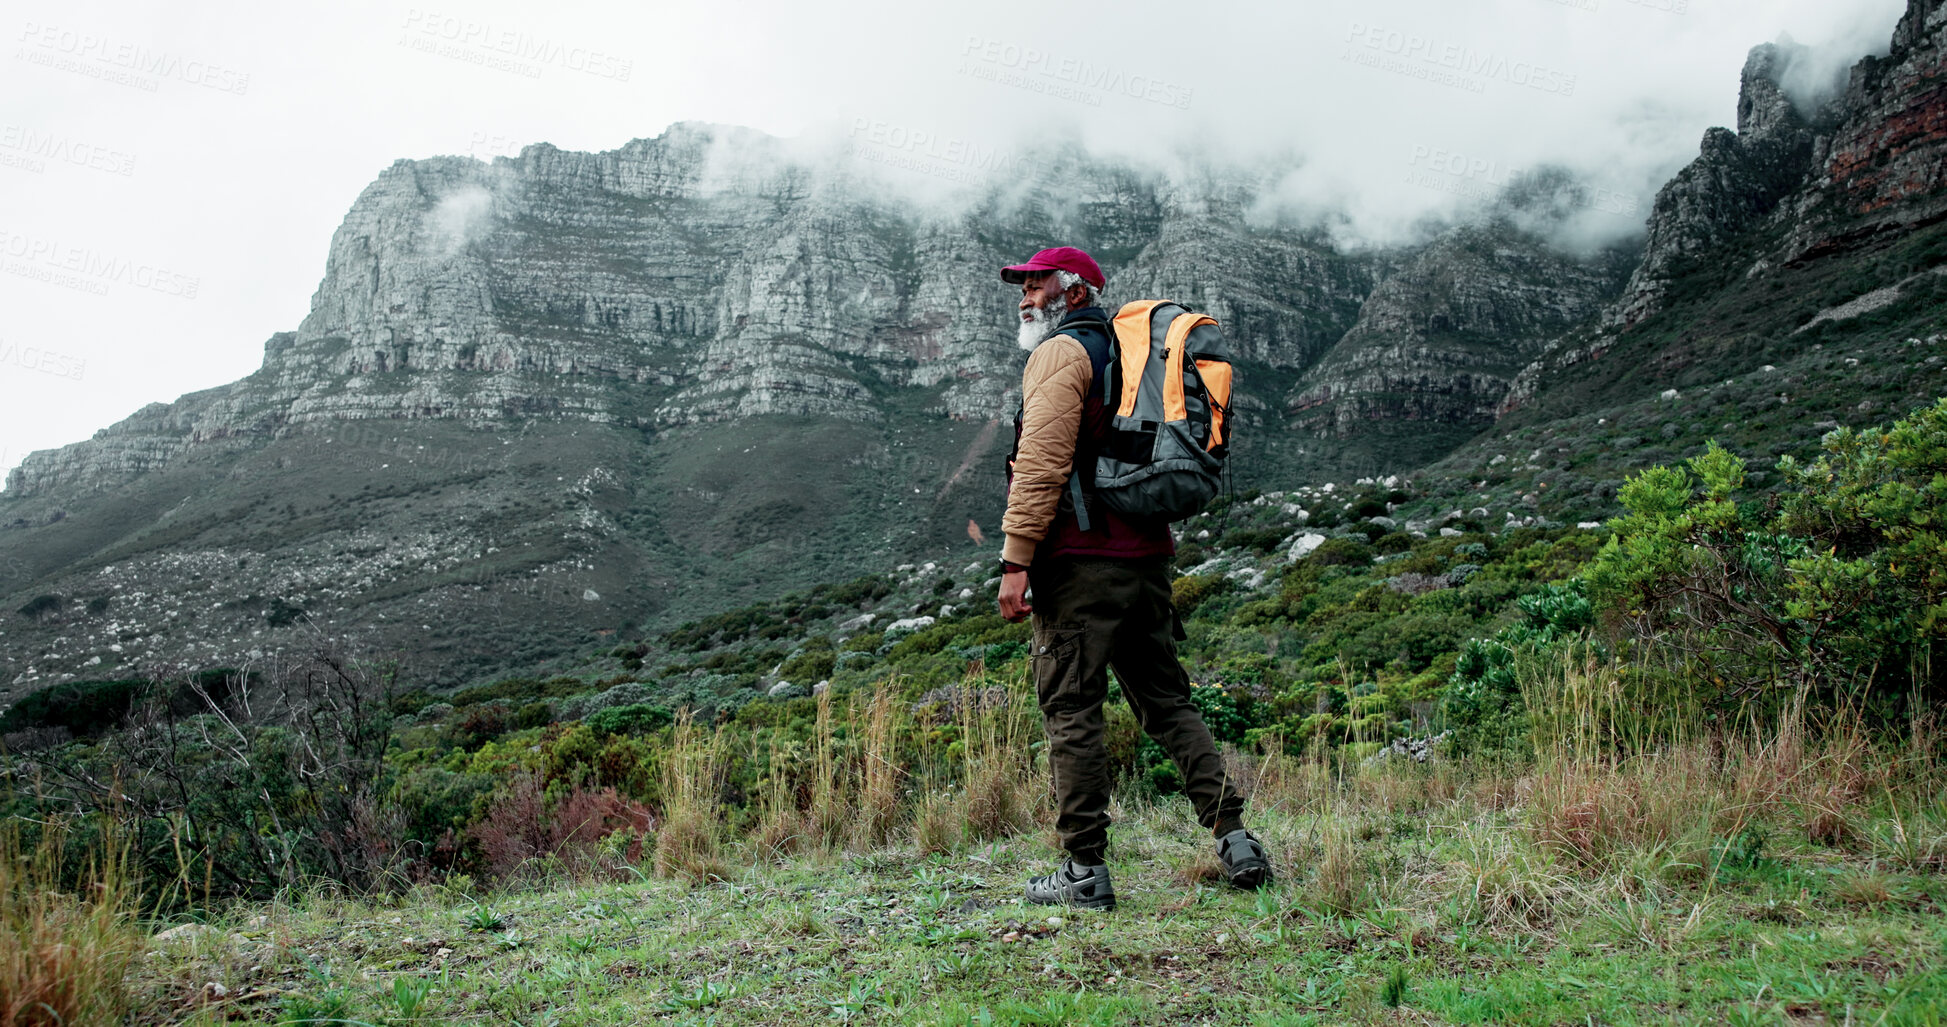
(7, 398, 1947, 1024)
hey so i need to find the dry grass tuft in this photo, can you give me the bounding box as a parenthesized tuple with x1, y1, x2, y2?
(853, 683, 906, 849)
(653, 714, 726, 883)
(958, 680, 1043, 842)
(1526, 747, 1727, 868)
(1831, 868, 1895, 907)
(1311, 821, 1373, 914)
(1442, 822, 1573, 928)
(750, 807, 810, 860)
(1, 819, 146, 1027)
(1174, 846, 1227, 887)
(1249, 745, 1332, 815)
(912, 791, 964, 855)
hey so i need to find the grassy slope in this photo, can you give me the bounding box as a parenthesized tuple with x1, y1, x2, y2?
(134, 765, 1947, 1027)
(1405, 220, 1947, 524)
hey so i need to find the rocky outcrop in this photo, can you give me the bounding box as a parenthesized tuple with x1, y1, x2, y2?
(1289, 211, 1634, 437)
(1610, 43, 1828, 326)
(6, 126, 1385, 497)
(1615, 1, 1947, 325)
(1779, 0, 1947, 261)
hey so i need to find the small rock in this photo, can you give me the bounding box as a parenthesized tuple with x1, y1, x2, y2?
(1045, 917, 1064, 930)
(204, 982, 229, 1000)
(581, 589, 600, 601)
(1002, 931, 1021, 943)
(154, 923, 217, 944)
(1287, 533, 1327, 561)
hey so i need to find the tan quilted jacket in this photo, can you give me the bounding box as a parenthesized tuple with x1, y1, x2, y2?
(1000, 335, 1092, 566)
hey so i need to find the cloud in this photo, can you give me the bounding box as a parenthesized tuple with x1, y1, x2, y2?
(1771, 27, 1895, 111)
(425, 186, 494, 258)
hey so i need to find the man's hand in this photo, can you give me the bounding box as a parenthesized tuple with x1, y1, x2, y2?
(998, 569, 1033, 622)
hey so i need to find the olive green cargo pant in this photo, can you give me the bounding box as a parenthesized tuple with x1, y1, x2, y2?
(1028, 556, 1245, 864)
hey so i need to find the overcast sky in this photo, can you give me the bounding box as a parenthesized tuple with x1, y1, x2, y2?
(0, 0, 1907, 483)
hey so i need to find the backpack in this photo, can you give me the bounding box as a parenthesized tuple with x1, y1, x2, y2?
(1090, 300, 1234, 521)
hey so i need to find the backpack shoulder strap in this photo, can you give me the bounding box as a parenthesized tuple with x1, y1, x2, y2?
(1054, 316, 1116, 404)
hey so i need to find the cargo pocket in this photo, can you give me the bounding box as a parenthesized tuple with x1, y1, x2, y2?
(1032, 627, 1087, 713)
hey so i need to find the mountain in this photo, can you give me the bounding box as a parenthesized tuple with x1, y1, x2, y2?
(4, 0, 1945, 695)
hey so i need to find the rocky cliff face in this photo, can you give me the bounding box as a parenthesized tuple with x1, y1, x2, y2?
(1289, 205, 1635, 465)
(1779, 0, 1947, 261)
(1615, 2, 1947, 327)
(7, 128, 1391, 498)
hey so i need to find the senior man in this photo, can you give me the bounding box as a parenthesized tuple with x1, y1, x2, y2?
(996, 245, 1271, 911)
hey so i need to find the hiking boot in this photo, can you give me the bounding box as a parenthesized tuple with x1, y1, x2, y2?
(1024, 859, 1116, 910)
(1217, 828, 1272, 889)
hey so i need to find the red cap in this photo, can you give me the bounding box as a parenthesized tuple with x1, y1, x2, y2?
(1000, 246, 1104, 290)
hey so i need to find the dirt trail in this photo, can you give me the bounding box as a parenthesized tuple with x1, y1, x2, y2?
(936, 418, 1003, 502)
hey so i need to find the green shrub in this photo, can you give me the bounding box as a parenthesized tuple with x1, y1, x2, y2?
(388, 766, 499, 853)
(1219, 526, 1288, 554)
(1172, 575, 1234, 617)
(779, 637, 837, 683)
(1443, 581, 1593, 755)
(0, 679, 147, 736)
(1308, 537, 1373, 567)
(584, 703, 674, 736)
(819, 575, 892, 608)
(15, 594, 63, 622)
(1587, 409, 1947, 719)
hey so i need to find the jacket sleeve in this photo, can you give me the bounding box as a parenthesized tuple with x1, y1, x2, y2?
(1001, 336, 1092, 566)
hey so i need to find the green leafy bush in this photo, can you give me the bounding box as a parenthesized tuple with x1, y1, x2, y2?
(0, 679, 147, 736)
(1588, 407, 1947, 718)
(1443, 581, 1593, 755)
(1172, 575, 1234, 617)
(1308, 537, 1373, 567)
(584, 703, 674, 737)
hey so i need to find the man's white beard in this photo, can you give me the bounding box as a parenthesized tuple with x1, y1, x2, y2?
(1017, 294, 1071, 351)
